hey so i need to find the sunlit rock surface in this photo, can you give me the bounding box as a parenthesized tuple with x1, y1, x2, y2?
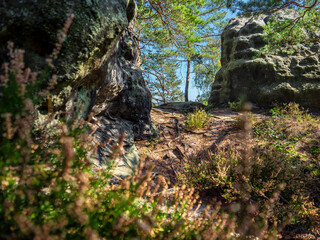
(209, 10, 320, 108)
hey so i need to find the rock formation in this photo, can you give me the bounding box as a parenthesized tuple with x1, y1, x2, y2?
(0, 0, 153, 176)
(157, 102, 206, 113)
(209, 10, 320, 109)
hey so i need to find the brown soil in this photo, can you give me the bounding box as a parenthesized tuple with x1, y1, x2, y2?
(135, 107, 240, 187)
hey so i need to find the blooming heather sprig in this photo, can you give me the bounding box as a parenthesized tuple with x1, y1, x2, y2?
(0, 63, 9, 84)
(0, 42, 37, 145)
(46, 13, 74, 69)
(110, 132, 127, 164)
(3, 42, 38, 97)
(40, 13, 74, 98)
(3, 113, 17, 139)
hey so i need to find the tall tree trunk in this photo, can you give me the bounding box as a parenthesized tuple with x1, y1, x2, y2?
(136, 29, 141, 66)
(185, 58, 191, 102)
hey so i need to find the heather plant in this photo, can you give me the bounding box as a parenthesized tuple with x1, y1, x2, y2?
(185, 108, 210, 131)
(252, 104, 320, 227)
(0, 34, 256, 240)
(180, 144, 285, 238)
(0, 37, 216, 239)
(180, 106, 320, 232)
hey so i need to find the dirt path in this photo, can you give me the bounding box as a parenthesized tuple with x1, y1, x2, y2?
(135, 107, 241, 187)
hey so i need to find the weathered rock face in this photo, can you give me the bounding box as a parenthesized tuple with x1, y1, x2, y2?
(209, 10, 320, 108)
(0, 0, 153, 175)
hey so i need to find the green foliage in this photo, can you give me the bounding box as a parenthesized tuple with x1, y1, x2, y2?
(180, 104, 320, 229)
(236, 0, 320, 55)
(270, 102, 314, 121)
(185, 108, 210, 131)
(180, 149, 238, 191)
(142, 52, 183, 103)
(263, 7, 319, 53)
(137, 0, 228, 102)
(193, 45, 222, 103)
(233, 0, 290, 12)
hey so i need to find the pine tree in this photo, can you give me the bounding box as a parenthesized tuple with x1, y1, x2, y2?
(136, 0, 229, 103)
(193, 37, 222, 103)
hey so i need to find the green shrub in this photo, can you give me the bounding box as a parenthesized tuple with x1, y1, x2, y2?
(270, 102, 314, 120)
(185, 108, 210, 131)
(181, 141, 319, 229)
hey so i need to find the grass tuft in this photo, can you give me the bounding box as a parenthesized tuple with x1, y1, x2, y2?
(185, 108, 210, 131)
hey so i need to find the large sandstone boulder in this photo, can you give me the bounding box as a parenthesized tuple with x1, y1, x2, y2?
(157, 102, 206, 113)
(209, 10, 320, 108)
(0, 0, 152, 176)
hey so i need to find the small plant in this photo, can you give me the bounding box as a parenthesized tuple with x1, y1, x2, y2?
(270, 102, 314, 121)
(179, 149, 238, 192)
(185, 108, 210, 131)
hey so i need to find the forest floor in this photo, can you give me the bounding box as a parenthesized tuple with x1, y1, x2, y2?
(135, 106, 320, 240)
(136, 106, 242, 188)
